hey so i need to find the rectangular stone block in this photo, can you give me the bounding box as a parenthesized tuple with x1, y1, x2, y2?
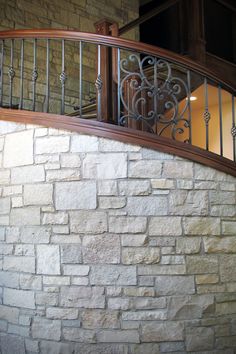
(90, 265, 137, 285)
(109, 216, 147, 234)
(32, 318, 61, 340)
(43, 276, 70, 286)
(141, 322, 184, 342)
(3, 130, 33, 167)
(36, 292, 59, 306)
(155, 275, 195, 295)
(10, 207, 40, 226)
(46, 169, 81, 182)
(220, 255, 236, 282)
(42, 212, 68, 225)
(46, 307, 78, 319)
(35, 136, 70, 154)
(83, 234, 120, 264)
(163, 161, 193, 178)
(169, 190, 208, 216)
(119, 180, 151, 196)
(186, 327, 214, 351)
(61, 244, 82, 264)
(121, 234, 148, 247)
(0, 271, 19, 288)
(183, 217, 220, 235)
(63, 265, 89, 276)
(99, 197, 126, 209)
(122, 247, 160, 265)
(82, 310, 119, 329)
(129, 160, 162, 178)
(126, 196, 167, 216)
(122, 310, 167, 321)
(4, 288, 35, 309)
(210, 191, 235, 205)
(176, 237, 201, 254)
(61, 154, 81, 168)
(0, 170, 10, 185)
(222, 221, 236, 235)
(63, 327, 96, 343)
(151, 179, 175, 189)
(60, 287, 92, 307)
(186, 256, 218, 274)
(55, 181, 96, 210)
(37, 245, 60, 275)
(71, 135, 98, 152)
(0, 305, 19, 324)
(138, 265, 186, 275)
(99, 138, 140, 152)
(0, 198, 10, 215)
(98, 180, 118, 196)
(24, 184, 53, 205)
(3, 256, 35, 273)
(83, 153, 127, 179)
(149, 217, 182, 236)
(70, 211, 107, 234)
(20, 274, 42, 290)
(97, 330, 139, 343)
(20, 226, 51, 243)
(204, 237, 236, 253)
(11, 165, 45, 184)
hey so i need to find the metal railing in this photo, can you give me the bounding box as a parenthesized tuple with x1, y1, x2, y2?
(0, 29, 235, 162)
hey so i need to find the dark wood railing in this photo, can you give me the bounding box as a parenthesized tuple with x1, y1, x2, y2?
(0, 29, 235, 176)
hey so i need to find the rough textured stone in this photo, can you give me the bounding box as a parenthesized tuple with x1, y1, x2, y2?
(186, 255, 218, 274)
(142, 322, 184, 342)
(55, 181, 96, 210)
(71, 135, 99, 152)
(3, 130, 33, 167)
(10, 207, 40, 225)
(122, 247, 160, 264)
(220, 255, 236, 282)
(70, 211, 107, 233)
(24, 183, 53, 205)
(176, 237, 201, 254)
(0, 198, 10, 215)
(149, 217, 182, 236)
(0, 305, 19, 324)
(42, 212, 68, 225)
(83, 234, 120, 264)
(63, 327, 96, 343)
(90, 265, 137, 285)
(222, 221, 236, 235)
(169, 190, 208, 215)
(163, 161, 193, 178)
(129, 160, 162, 178)
(0, 334, 26, 354)
(35, 136, 70, 154)
(11, 165, 45, 184)
(3, 288, 35, 309)
(119, 180, 151, 196)
(61, 244, 82, 264)
(204, 237, 236, 253)
(82, 310, 119, 329)
(3, 256, 35, 273)
(186, 327, 214, 351)
(99, 197, 126, 209)
(97, 330, 139, 343)
(37, 245, 60, 275)
(83, 153, 127, 179)
(126, 196, 167, 216)
(32, 318, 61, 340)
(155, 276, 195, 295)
(183, 217, 220, 235)
(63, 265, 89, 276)
(109, 216, 147, 234)
(46, 307, 78, 319)
(20, 226, 50, 243)
(121, 234, 148, 247)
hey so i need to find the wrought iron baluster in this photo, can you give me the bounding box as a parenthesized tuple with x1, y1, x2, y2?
(32, 39, 38, 112)
(95, 44, 102, 121)
(218, 85, 223, 156)
(154, 57, 157, 134)
(8, 39, 15, 108)
(0, 40, 4, 107)
(232, 95, 236, 162)
(45, 39, 50, 113)
(79, 41, 83, 118)
(203, 77, 210, 151)
(187, 70, 192, 144)
(19, 39, 24, 110)
(60, 39, 66, 115)
(117, 48, 121, 125)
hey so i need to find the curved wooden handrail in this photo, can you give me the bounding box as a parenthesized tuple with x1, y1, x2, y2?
(0, 108, 235, 177)
(0, 29, 235, 95)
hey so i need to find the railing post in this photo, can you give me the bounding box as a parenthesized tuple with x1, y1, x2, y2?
(94, 19, 118, 123)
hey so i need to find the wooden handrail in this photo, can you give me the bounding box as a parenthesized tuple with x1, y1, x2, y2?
(0, 29, 235, 95)
(0, 108, 235, 177)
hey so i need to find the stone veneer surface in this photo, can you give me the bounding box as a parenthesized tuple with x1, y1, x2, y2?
(0, 121, 236, 354)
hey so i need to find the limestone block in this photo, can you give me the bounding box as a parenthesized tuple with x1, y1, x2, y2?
(46, 168, 81, 182)
(186, 255, 218, 274)
(122, 310, 167, 321)
(82, 310, 119, 329)
(90, 265, 137, 285)
(70, 211, 107, 234)
(63, 265, 89, 276)
(0, 170, 10, 184)
(169, 190, 208, 216)
(155, 276, 195, 295)
(37, 245, 60, 275)
(142, 148, 173, 159)
(210, 191, 235, 205)
(0, 271, 19, 288)
(163, 161, 193, 178)
(3, 130, 33, 167)
(3, 256, 35, 273)
(35, 136, 70, 154)
(0, 198, 10, 214)
(97, 330, 139, 343)
(83, 234, 120, 264)
(177, 179, 193, 189)
(3, 288, 35, 309)
(119, 180, 151, 196)
(149, 217, 182, 236)
(46, 307, 78, 319)
(40, 341, 74, 354)
(20, 226, 51, 243)
(130, 343, 161, 354)
(0, 334, 25, 354)
(204, 237, 236, 253)
(109, 216, 147, 234)
(83, 153, 127, 179)
(220, 255, 236, 282)
(99, 197, 126, 209)
(12, 196, 23, 208)
(98, 180, 118, 196)
(43, 276, 70, 286)
(183, 217, 220, 235)
(10, 207, 40, 226)
(130, 297, 166, 310)
(108, 298, 130, 310)
(222, 221, 236, 235)
(151, 179, 174, 189)
(99, 138, 140, 152)
(122, 247, 160, 265)
(24, 183, 53, 205)
(3, 185, 22, 196)
(210, 205, 236, 217)
(11, 165, 45, 184)
(71, 135, 98, 152)
(176, 237, 201, 254)
(168, 295, 214, 320)
(138, 264, 186, 275)
(141, 322, 184, 342)
(186, 327, 214, 351)
(36, 292, 59, 306)
(0, 305, 19, 324)
(121, 234, 148, 247)
(60, 287, 92, 306)
(55, 181, 96, 210)
(63, 327, 96, 343)
(126, 196, 167, 216)
(123, 287, 155, 297)
(32, 318, 61, 340)
(195, 164, 227, 181)
(61, 244, 82, 264)
(61, 154, 81, 168)
(196, 274, 219, 284)
(129, 161, 162, 178)
(42, 212, 68, 225)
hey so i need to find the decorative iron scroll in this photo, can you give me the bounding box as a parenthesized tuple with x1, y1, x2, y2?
(119, 54, 190, 140)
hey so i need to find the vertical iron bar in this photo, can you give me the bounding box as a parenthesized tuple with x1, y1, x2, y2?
(32, 39, 38, 111)
(232, 95, 236, 162)
(96, 44, 102, 121)
(79, 41, 83, 118)
(60, 39, 66, 115)
(117, 48, 121, 125)
(19, 39, 24, 110)
(187, 70, 192, 144)
(45, 39, 50, 113)
(218, 85, 223, 156)
(204, 77, 210, 151)
(154, 58, 157, 134)
(9, 39, 15, 108)
(0, 40, 4, 107)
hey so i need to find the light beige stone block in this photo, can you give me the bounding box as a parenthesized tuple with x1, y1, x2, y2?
(10, 207, 40, 225)
(83, 153, 127, 179)
(149, 217, 182, 236)
(3, 130, 33, 167)
(11, 165, 45, 184)
(37, 245, 60, 275)
(35, 136, 70, 154)
(122, 247, 160, 265)
(24, 184, 53, 205)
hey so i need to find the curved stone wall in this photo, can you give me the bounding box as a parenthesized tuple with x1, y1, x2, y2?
(0, 121, 236, 354)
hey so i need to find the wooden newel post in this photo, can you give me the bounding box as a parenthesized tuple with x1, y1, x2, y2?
(94, 19, 118, 123)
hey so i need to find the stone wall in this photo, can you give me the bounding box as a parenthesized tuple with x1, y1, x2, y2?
(0, 121, 236, 353)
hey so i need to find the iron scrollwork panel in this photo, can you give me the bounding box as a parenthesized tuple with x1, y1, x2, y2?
(119, 53, 190, 141)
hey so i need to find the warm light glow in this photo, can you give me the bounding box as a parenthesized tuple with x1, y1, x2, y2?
(186, 96, 197, 101)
